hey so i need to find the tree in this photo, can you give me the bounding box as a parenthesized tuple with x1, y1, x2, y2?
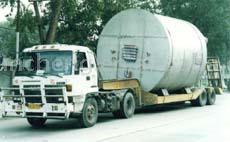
(45, 0, 63, 43)
(1, 0, 229, 64)
(159, 0, 230, 63)
(0, 21, 16, 58)
(30, 0, 63, 44)
(0, 0, 63, 44)
(32, 1, 45, 43)
(0, 0, 159, 50)
(0, 19, 39, 58)
(55, 0, 158, 50)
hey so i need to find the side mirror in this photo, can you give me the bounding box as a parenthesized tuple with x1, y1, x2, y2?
(0, 55, 3, 65)
(40, 60, 47, 70)
(74, 62, 80, 75)
(75, 51, 80, 75)
(75, 70, 80, 75)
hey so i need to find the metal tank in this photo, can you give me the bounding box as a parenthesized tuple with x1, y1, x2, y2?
(97, 9, 207, 92)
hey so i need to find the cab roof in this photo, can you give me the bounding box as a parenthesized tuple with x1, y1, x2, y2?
(23, 44, 92, 53)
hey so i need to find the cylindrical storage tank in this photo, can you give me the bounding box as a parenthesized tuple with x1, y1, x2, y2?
(97, 9, 207, 92)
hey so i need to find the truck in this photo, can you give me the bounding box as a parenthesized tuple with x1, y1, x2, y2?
(0, 9, 216, 128)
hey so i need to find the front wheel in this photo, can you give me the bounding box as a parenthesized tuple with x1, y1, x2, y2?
(79, 98, 98, 128)
(113, 91, 135, 119)
(27, 118, 47, 128)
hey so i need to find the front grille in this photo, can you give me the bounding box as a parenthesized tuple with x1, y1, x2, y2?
(45, 85, 64, 103)
(11, 85, 21, 103)
(24, 85, 42, 103)
(45, 87, 63, 95)
(24, 85, 40, 88)
(20, 85, 66, 104)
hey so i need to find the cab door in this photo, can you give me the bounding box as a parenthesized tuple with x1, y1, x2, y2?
(72, 51, 97, 95)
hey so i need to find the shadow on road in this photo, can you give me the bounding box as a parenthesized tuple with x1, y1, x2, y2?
(1, 102, 193, 132)
(136, 102, 192, 114)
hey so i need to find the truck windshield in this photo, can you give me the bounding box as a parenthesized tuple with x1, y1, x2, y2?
(16, 51, 72, 76)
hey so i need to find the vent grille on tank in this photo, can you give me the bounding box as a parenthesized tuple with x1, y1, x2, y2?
(122, 45, 138, 62)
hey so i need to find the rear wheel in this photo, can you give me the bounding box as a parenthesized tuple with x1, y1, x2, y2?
(191, 90, 207, 107)
(27, 118, 47, 128)
(113, 92, 135, 119)
(79, 98, 98, 128)
(207, 89, 216, 105)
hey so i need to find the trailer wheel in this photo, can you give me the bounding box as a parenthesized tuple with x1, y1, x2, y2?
(27, 118, 47, 128)
(207, 90, 216, 105)
(191, 90, 207, 107)
(113, 92, 135, 119)
(79, 98, 98, 128)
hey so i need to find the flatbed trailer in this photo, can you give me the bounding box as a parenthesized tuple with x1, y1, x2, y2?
(100, 79, 216, 107)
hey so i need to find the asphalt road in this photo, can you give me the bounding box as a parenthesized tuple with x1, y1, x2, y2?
(0, 93, 230, 142)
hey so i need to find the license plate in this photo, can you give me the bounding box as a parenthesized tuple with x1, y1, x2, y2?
(16, 104, 22, 110)
(12, 104, 22, 110)
(28, 104, 41, 110)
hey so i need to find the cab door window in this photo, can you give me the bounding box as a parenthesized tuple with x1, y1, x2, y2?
(75, 52, 88, 74)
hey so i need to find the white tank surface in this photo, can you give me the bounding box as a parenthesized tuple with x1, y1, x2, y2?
(97, 9, 207, 92)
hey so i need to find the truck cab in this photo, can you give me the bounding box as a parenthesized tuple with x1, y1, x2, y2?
(1, 44, 99, 127)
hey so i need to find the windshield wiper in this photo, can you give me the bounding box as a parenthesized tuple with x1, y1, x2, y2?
(45, 73, 63, 78)
(15, 71, 35, 79)
(27, 76, 34, 79)
(36, 75, 48, 78)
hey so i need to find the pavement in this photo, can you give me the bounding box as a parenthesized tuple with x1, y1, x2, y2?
(0, 93, 230, 142)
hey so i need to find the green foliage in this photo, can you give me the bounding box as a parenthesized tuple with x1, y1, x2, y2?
(0, 21, 16, 58)
(0, 0, 16, 7)
(160, 0, 230, 63)
(56, 0, 158, 51)
(0, 0, 229, 63)
(19, 9, 37, 33)
(56, 0, 102, 51)
(0, 19, 39, 58)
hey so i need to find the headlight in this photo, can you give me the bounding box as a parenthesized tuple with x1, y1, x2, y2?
(66, 84, 72, 92)
(58, 97, 64, 102)
(13, 97, 21, 101)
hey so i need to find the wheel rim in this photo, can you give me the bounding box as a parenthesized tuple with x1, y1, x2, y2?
(125, 93, 135, 116)
(127, 97, 133, 114)
(86, 104, 96, 123)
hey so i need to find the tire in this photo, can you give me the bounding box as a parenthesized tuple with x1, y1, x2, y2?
(112, 92, 135, 119)
(207, 90, 216, 105)
(27, 118, 47, 128)
(191, 90, 207, 107)
(79, 98, 98, 128)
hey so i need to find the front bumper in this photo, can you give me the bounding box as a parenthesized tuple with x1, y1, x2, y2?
(0, 86, 74, 119)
